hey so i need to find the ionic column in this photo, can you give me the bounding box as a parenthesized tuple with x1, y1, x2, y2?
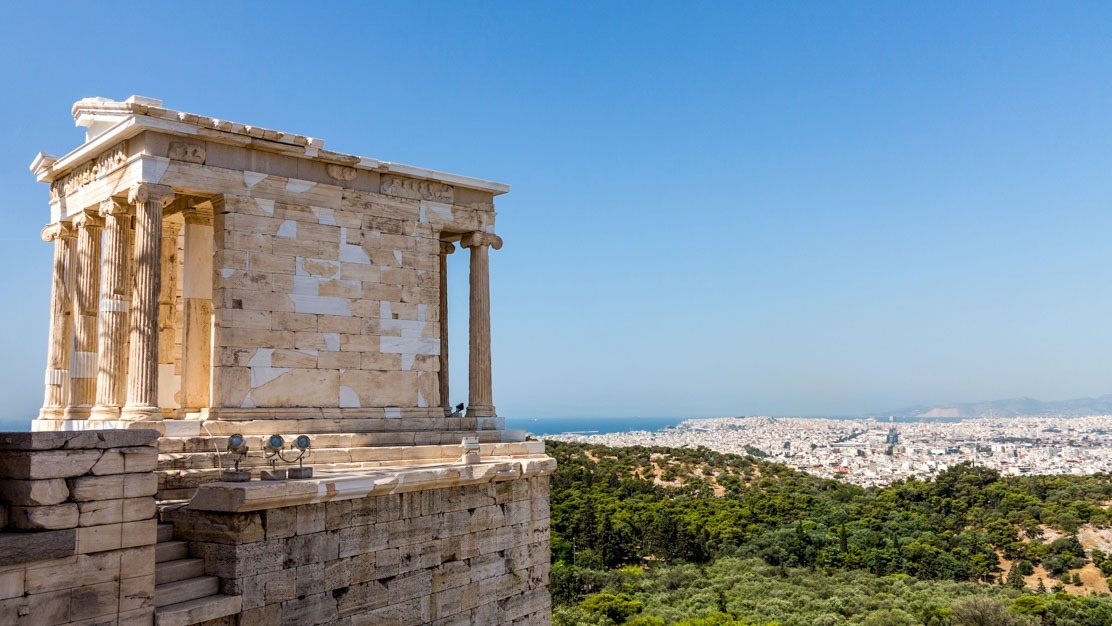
(90, 199, 132, 420)
(64, 210, 104, 419)
(121, 183, 174, 421)
(39, 222, 75, 419)
(460, 232, 502, 418)
(180, 205, 214, 412)
(438, 240, 456, 412)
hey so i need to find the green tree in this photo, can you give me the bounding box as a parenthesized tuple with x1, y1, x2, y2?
(581, 592, 644, 624)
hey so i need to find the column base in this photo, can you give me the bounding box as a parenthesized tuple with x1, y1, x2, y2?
(89, 405, 122, 421)
(466, 405, 496, 418)
(62, 406, 92, 420)
(120, 405, 164, 422)
(38, 407, 65, 420)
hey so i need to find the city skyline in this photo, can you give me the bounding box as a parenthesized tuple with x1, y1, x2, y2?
(2, 3, 1111, 420)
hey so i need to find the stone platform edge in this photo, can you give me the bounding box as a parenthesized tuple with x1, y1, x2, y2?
(188, 455, 557, 513)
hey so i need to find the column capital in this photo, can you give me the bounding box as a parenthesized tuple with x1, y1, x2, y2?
(460, 232, 503, 250)
(440, 241, 457, 255)
(182, 205, 214, 226)
(128, 183, 175, 207)
(41, 222, 74, 242)
(99, 198, 132, 218)
(71, 209, 104, 231)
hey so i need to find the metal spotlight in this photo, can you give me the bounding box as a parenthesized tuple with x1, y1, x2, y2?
(227, 434, 247, 455)
(260, 434, 287, 481)
(264, 434, 285, 454)
(221, 434, 251, 482)
(286, 435, 313, 479)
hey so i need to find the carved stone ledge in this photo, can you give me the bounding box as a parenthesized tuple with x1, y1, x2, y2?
(325, 163, 358, 182)
(168, 141, 206, 164)
(381, 174, 453, 202)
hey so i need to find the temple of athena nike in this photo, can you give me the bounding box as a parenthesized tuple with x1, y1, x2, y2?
(0, 96, 553, 625)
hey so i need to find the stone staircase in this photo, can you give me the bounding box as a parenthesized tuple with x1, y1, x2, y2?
(154, 523, 242, 626)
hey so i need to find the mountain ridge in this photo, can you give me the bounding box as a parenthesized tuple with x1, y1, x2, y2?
(875, 394, 1112, 418)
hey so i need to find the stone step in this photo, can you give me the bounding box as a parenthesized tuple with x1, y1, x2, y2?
(157, 430, 520, 455)
(156, 558, 205, 585)
(154, 576, 219, 608)
(155, 594, 242, 626)
(157, 523, 174, 543)
(155, 540, 189, 563)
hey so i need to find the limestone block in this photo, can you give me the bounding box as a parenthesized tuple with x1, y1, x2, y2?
(249, 368, 338, 407)
(0, 478, 70, 506)
(0, 529, 75, 566)
(338, 525, 387, 559)
(91, 449, 126, 475)
(293, 562, 326, 599)
(117, 606, 156, 626)
(0, 449, 101, 479)
(69, 473, 158, 501)
(432, 559, 471, 593)
(9, 503, 78, 530)
(341, 370, 419, 407)
(386, 569, 433, 607)
(25, 550, 120, 594)
(295, 504, 325, 535)
(271, 312, 318, 332)
(263, 507, 296, 540)
(271, 349, 318, 368)
(78, 497, 156, 527)
(0, 570, 22, 603)
(119, 572, 155, 612)
(0, 587, 70, 624)
(174, 510, 264, 545)
(221, 309, 273, 330)
(69, 579, 120, 621)
(122, 446, 159, 473)
(263, 568, 296, 604)
(281, 590, 339, 625)
(118, 545, 156, 578)
(336, 579, 388, 617)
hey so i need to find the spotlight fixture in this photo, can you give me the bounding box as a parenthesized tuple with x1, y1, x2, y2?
(260, 434, 287, 481)
(221, 434, 251, 482)
(284, 435, 313, 479)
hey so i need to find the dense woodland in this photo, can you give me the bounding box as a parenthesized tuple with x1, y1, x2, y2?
(546, 441, 1112, 625)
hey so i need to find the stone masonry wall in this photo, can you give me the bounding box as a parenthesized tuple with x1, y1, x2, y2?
(168, 475, 552, 626)
(0, 430, 160, 625)
(211, 185, 490, 416)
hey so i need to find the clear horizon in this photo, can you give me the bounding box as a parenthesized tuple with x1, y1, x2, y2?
(3, 3, 1111, 420)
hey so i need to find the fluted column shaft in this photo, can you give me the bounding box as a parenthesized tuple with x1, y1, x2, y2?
(39, 223, 75, 419)
(122, 183, 174, 421)
(65, 211, 104, 419)
(181, 206, 214, 412)
(91, 200, 132, 420)
(438, 241, 455, 412)
(461, 232, 502, 418)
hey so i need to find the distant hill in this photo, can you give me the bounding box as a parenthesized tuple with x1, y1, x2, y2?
(878, 394, 1112, 418)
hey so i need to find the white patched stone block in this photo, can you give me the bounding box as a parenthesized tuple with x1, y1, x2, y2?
(381, 337, 440, 356)
(290, 295, 351, 316)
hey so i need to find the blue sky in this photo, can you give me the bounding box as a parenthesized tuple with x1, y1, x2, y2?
(1, 2, 1110, 423)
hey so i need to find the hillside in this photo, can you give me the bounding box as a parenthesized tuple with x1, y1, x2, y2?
(548, 441, 1112, 625)
(879, 394, 1112, 418)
